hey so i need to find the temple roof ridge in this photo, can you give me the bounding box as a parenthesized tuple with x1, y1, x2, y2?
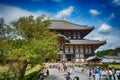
(50, 20, 93, 27)
(48, 20, 94, 30)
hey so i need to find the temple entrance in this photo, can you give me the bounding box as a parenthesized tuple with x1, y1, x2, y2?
(66, 54, 73, 61)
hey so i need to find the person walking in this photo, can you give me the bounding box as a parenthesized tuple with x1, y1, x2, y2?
(101, 68, 107, 80)
(57, 65, 61, 73)
(111, 66, 116, 80)
(88, 68, 92, 79)
(65, 72, 72, 80)
(70, 66, 73, 75)
(116, 70, 120, 80)
(106, 68, 112, 80)
(95, 67, 100, 80)
(46, 69, 49, 76)
(64, 65, 67, 72)
(92, 67, 96, 80)
(39, 73, 44, 80)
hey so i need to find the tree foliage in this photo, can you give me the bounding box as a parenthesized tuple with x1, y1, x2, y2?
(0, 16, 59, 79)
(96, 47, 120, 56)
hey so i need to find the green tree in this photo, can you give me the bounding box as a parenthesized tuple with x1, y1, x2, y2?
(0, 17, 13, 64)
(0, 18, 16, 79)
(0, 16, 59, 79)
(96, 48, 120, 56)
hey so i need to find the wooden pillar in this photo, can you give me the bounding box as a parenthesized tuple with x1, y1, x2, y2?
(83, 45, 85, 59)
(63, 45, 66, 61)
(88, 45, 89, 53)
(73, 45, 75, 59)
(79, 45, 80, 59)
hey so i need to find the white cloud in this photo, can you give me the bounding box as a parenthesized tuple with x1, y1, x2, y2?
(112, 0, 120, 6)
(96, 31, 120, 51)
(113, 0, 119, 3)
(89, 9, 100, 16)
(55, 6, 74, 18)
(98, 23, 111, 32)
(86, 23, 120, 51)
(108, 13, 115, 20)
(0, 4, 50, 24)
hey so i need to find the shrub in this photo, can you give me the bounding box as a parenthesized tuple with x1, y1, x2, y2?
(109, 64, 120, 70)
(87, 64, 108, 69)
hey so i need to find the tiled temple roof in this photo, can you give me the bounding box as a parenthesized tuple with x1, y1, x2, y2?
(48, 20, 94, 30)
(86, 55, 102, 61)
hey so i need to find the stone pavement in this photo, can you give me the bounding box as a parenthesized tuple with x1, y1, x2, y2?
(47, 67, 90, 80)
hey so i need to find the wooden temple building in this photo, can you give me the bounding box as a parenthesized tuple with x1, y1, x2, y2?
(48, 20, 106, 62)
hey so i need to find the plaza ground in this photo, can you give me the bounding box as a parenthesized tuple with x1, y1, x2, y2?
(42, 63, 120, 80)
(44, 66, 89, 80)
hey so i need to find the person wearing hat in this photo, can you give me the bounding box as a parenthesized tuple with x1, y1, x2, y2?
(95, 66, 100, 80)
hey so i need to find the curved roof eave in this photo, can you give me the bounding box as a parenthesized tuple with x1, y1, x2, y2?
(65, 39, 106, 45)
(47, 20, 94, 30)
(57, 33, 70, 41)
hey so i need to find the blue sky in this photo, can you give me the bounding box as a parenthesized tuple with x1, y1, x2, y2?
(0, 0, 120, 51)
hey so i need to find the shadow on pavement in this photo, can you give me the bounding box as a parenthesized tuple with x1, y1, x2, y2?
(48, 75, 61, 80)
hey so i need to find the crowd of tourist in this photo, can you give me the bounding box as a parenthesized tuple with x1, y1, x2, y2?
(39, 63, 120, 80)
(87, 66, 120, 80)
(57, 64, 75, 74)
(57, 64, 82, 80)
(56, 64, 120, 80)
